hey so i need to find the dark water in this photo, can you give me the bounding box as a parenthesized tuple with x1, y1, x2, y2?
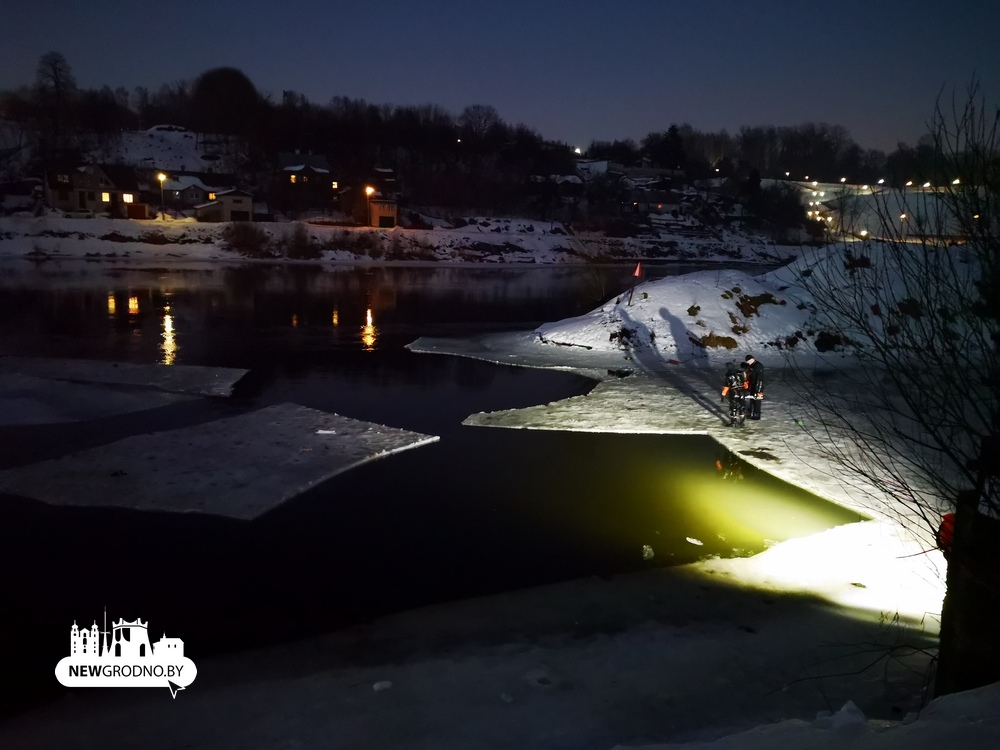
(0, 261, 862, 710)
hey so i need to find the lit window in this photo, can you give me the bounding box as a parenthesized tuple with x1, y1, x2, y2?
(123, 193, 134, 203)
(290, 174, 297, 184)
(331, 181, 338, 189)
(101, 192, 110, 202)
(302, 175, 309, 183)
(208, 192, 216, 201)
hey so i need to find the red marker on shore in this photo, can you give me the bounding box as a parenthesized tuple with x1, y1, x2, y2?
(627, 262, 643, 305)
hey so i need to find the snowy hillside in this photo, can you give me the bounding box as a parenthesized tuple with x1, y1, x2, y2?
(87, 125, 244, 174)
(534, 240, 973, 368)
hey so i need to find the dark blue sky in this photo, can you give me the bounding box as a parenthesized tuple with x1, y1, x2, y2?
(2, 1, 997, 152)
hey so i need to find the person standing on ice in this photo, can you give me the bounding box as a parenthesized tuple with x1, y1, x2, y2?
(744, 354, 764, 420)
(720, 361, 748, 427)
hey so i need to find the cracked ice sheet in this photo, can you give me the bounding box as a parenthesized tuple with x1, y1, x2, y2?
(462, 372, 923, 527)
(0, 372, 195, 425)
(413, 334, 942, 537)
(0, 356, 248, 398)
(0, 403, 438, 519)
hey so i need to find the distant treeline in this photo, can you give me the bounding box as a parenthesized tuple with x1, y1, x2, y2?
(1, 53, 953, 196)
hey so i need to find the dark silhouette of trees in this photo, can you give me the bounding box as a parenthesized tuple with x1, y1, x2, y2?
(458, 104, 503, 141)
(0, 57, 975, 216)
(75, 86, 137, 136)
(190, 67, 261, 136)
(641, 125, 686, 169)
(745, 181, 806, 230)
(792, 84, 1000, 698)
(33, 52, 76, 149)
(586, 139, 640, 164)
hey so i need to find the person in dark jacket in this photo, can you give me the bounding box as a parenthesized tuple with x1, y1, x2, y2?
(744, 355, 764, 420)
(721, 361, 748, 427)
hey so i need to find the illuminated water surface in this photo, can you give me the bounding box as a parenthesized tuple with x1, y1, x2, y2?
(0, 263, 862, 682)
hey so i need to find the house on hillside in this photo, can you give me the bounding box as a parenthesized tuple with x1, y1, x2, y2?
(159, 174, 235, 209)
(273, 152, 338, 215)
(608, 161, 685, 181)
(193, 189, 254, 222)
(45, 163, 149, 219)
(346, 167, 400, 227)
(574, 159, 610, 182)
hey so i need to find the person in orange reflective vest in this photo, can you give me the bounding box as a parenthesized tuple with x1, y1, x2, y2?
(936, 512, 955, 559)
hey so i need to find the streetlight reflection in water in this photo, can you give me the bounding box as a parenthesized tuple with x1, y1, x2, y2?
(161, 310, 177, 365)
(360, 307, 377, 350)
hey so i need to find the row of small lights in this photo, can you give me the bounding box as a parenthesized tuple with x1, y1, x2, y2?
(799, 174, 960, 188)
(571, 150, 964, 188)
(704, 167, 962, 189)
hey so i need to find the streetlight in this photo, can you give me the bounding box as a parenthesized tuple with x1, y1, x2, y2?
(157, 173, 166, 220)
(364, 185, 375, 227)
(900, 213, 907, 237)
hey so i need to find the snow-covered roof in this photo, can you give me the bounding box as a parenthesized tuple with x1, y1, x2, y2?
(282, 164, 330, 174)
(163, 175, 228, 192)
(277, 152, 330, 171)
(146, 124, 190, 133)
(575, 159, 609, 176)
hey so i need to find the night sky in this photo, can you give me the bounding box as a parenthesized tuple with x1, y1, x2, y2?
(2, 0, 997, 152)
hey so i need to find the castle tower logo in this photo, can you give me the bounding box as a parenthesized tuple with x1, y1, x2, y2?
(54, 611, 197, 698)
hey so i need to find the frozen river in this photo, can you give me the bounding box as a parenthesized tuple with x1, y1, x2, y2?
(0, 261, 861, 708)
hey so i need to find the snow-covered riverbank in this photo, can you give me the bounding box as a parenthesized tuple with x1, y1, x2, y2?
(0, 213, 798, 267)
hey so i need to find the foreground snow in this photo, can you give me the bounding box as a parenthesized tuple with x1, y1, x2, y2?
(616, 681, 1000, 749)
(0, 519, 963, 750)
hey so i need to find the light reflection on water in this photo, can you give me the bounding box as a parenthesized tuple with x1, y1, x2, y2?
(360, 307, 377, 350)
(0, 263, 866, 677)
(0, 263, 857, 567)
(161, 311, 176, 365)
